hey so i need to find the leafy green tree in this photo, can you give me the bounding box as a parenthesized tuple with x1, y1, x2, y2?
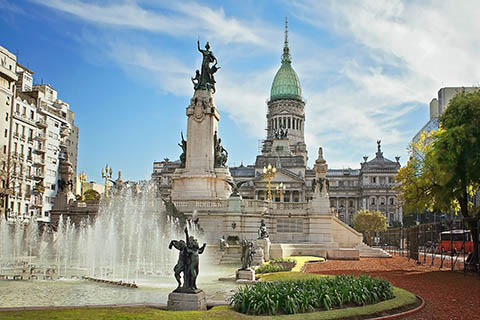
(353, 209, 387, 246)
(397, 90, 480, 264)
(84, 189, 101, 201)
(394, 130, 443, 214)
(431, 90, 480, 263)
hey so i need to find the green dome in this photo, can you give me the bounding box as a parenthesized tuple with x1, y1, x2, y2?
(270, 25, 302, 102)
(270, 61, 302, 101)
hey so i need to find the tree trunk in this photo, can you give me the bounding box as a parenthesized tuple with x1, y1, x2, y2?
(471, 219, 479, 265)
(462, 185, 479, 264)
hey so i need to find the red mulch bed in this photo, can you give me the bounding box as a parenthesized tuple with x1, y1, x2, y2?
(305, 256, 480, 320)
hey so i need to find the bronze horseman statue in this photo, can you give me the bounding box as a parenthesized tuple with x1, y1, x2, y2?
(169, 227, 206, 293)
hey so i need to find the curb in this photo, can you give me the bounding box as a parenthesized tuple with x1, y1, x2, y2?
(368, 295, 425, 320)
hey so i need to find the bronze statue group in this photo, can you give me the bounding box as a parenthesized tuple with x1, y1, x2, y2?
(169, 227, 206, 293)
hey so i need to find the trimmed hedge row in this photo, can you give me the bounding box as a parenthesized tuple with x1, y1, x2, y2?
(230, 274, 394, 315)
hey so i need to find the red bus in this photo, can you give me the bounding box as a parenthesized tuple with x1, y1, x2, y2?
(438, 230, 474, 254)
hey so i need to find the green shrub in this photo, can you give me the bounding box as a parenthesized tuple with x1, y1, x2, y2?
(255, 257, 297, 274)
(230, 274, 394, 315)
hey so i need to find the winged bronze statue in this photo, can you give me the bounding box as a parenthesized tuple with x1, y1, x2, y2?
(226, 180, 248, 198)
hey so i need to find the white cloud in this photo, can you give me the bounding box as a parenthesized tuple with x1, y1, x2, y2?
(33, 0, 275, 47)
(31, 0, 480, 170)
(290, 0, 480, 167)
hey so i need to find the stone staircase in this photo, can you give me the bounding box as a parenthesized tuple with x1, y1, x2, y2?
(216, 245, 242, 265)
(355, 243, 392, 258)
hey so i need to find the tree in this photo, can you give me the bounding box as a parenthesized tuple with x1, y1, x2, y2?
(84, 189, 101, 201)
(394, 129, 444, 214)
(431, 90, 480, 264)
(353, 209, 387, 246)
(396, 90, 480, 264)
(0, 152, 26, 220)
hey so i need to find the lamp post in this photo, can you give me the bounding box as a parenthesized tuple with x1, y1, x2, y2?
(263, 164, 276, 201)
(275, 182, 286, 202)
(101, 164, 113, 200)
(79, 171, 87, 200)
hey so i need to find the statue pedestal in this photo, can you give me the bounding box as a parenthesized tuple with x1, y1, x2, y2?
(252, 247, 264, 265)
(255, 238, 271, 261)
(167, 291, 207, 311)
(236, 268, 255, 282)
(311, 191, 331, 215)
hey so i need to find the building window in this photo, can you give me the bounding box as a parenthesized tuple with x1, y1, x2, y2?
(388, 177, 395, 184)
(380, 197, 385, 205)
(370, 198, 376, 205)
(349, 199, 354, 207)
(4, 129, 7, 138)
(371, 177, 377, 184)
(5, 113, 8, 121)
(293, 191, 300, 202)
(277, 218, 303, 233)
(389, 198, 394, 205)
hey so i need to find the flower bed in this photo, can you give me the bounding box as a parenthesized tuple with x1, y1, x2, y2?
(230, 274, 394, 315)
(255, 257, 296, 274)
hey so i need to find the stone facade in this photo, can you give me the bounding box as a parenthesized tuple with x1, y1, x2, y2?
(0, 45, 79, 222)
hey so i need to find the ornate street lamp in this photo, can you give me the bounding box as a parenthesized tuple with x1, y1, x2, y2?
(276, 182, 286, 202)
(79, 171, 87, 200)
(101, 164, 113, 200)
(263, 164, 277, 201)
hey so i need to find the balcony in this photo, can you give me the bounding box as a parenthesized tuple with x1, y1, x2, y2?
(36, 118, 47, 128)
(13, 132, 19, 139)
(34, 133, 46, 141)
(20, 134, 26, 142)
(31, 200, 43, 208)
(60, 125, 70, 137)
(33, 158, 45, 167)
(27, 138, 34, 145)
(12, 152, 18, 159)
(34, 145, 46, 153)
(26, 155, 33, 162)
(33, 186, 44, 194)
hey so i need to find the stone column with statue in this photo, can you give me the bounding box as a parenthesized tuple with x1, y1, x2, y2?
(171, 40, 231, 200)
(311, 147, 331, 214)
(53, 153, 76, 211)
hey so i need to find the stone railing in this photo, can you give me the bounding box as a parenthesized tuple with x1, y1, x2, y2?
(272, 202, 307, 210)
(173, 199, 228, 209)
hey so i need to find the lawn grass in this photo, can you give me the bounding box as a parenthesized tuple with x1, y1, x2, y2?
(0, 287, 417, 320)
(285, 256, 324, 272)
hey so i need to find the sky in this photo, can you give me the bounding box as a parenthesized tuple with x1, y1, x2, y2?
(1, 0, 479, 183)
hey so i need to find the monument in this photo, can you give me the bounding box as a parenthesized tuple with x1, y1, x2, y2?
(52, 153, 76, 210)
(167, 227, 207, 311)
(153, 20, 389, 261)
(170, 41, 231, 200)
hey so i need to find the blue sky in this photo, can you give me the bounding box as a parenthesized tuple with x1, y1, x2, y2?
(1, 0, 479, 183)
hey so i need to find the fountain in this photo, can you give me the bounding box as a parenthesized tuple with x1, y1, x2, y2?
(0, 183, 236, 308)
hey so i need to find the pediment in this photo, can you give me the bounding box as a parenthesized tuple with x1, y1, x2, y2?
(254, 168, 305, 184)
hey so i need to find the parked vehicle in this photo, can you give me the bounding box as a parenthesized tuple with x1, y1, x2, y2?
(438, 229, 476, 254)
